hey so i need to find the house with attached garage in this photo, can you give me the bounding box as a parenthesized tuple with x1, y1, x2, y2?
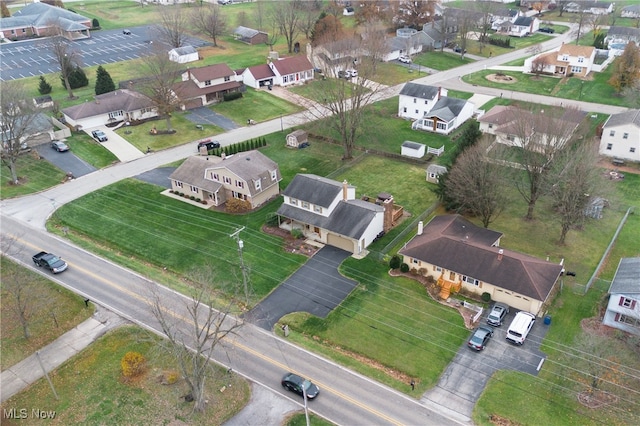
(173, 63, 244, 109)
(399, 215, 564, 316)
(277, 174, 394, 255)
(242, 56, 314, 88)
(501, 16, 539, 37)
(168, 151, 281, 209)
(602, 258, 640, 336)
(599, 109, 640, 163)
(61, 89, 156, 129)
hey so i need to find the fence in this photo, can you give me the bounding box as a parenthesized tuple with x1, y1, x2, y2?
(427, 145, 444, 156)
(375, 202, 439, 260)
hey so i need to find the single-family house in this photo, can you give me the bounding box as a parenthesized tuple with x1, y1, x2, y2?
(411, 96, 475, 135)
(168, 46, 199, 64)
(169, 151, 281, 209)
(308, 38, 362, 78)
(233, 26, 268, 45)
(382, 33, 423, 62)
(401, 141, 425, 158)
(399, 215, 564, 315)
(398, 83, 447, 121)
(479, 105, 586, 152)
(0, 2, 91, 41)
(565, 1, 614, 15)
(1, 112, 55, 148)
(524, 44, 596, 77)
(426, 164, 447, 183)
(266, 56, 314, 87)
(62, 89, 156, 129)
(276, 174, 388, 255)
(621, 4, 640, 19)
(241, 64, 276, 89)
(605, 27, 640, 50)
(503, 16, 539, 37)
(490, 9, 519, 32)
(418, 21, 446, 50)
(173, 63, 243, 109)
(286, 129, 309, 148)
(599, 109, 640, 163)
(602, 258, 640, 336)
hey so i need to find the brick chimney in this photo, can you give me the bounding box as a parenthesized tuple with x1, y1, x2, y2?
(342, 180, 348, 201)
(383, 196, 394, 232)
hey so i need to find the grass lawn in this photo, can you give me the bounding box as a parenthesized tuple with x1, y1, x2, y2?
(415, 50, 474, 71)
(0, 153, 67, 199)
(0, 326, 250, 425)
(0, 257, 94, 370)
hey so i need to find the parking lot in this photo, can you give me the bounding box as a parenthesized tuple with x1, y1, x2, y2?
(423, 307, 550, 417)
(0, 26, 211, 81)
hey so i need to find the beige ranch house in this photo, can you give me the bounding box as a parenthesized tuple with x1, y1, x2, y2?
(399, 215, 564, 316)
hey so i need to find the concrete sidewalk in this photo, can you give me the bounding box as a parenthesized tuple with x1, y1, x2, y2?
(1, 307, 126, 403)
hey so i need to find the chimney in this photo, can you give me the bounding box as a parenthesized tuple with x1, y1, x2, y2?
(383, 196, 394, 233)
(417, 221, 423, 235)
(438, 86, 442, 100)
(342, 180, 348, 201)
(498, 249, 504, 261)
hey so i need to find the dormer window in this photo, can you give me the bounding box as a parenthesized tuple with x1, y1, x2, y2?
(254, 179, 261, 190)
(224, 76, 231, 82)
(271, 170, 277, 181)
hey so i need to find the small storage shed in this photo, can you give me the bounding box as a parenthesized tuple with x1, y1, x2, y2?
(168, 46, 198, 64)
(233, 26, 268, 45)
(401, 141, 425, 158)
(426, 164, 447, 183)
(286, 129, 309, 148)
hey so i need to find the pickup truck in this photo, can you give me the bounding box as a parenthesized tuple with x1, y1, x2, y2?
(32, 251, 68, 274)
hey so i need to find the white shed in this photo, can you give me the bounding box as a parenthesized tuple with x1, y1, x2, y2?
(426, 164, 447, 183)
(169, 46, 199, 64)
(286, 129, 309, 148)
(401, 141, 425, 158)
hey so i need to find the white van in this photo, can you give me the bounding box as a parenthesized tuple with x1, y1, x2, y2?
(506, 311, 536, 345)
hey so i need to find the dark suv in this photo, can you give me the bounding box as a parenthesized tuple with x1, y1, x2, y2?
(487, 303, 510, 327)
(197, 140, 221, 151)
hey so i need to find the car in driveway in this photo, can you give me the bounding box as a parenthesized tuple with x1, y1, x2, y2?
(467, 326, 493, 351)
(399, 55, 411, 63)
(281, 372, 319, 399)
(51, 140, 70, 152)
(539, 27, 555, 34)
(487, 303, 510, 326)
(91, 130, 108, 142)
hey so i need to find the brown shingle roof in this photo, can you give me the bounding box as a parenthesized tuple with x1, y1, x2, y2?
(270, 56, 313, 76)
(247, 63, 276, 80)
(558, 44, 595, 58)
(187, 63, 234, 81)
(399, 215, 562, 301)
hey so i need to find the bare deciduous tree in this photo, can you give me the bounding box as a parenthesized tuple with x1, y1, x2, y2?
(531, 55, 549, 77)
(443, 137, 508, 228)
(191, 3, 226, 47)
(49, 35, 80, 99)
(157, 5, 189, 48)
(149, 268, 244, 413)
(609, 41, 640, 94)
(0, 80, 41, 185)
(296, 1, 321, 41)
(269, 1, 301, 54)
(546, 138, 602, 245)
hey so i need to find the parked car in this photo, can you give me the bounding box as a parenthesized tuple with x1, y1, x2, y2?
(506, 311, 536, 345)
(123, 29, 132, 35)
(399, 55, 411, 64)
(281, 372, 319, 399)
(51, 140, 69, 152)
(197, 140, 221, 151)
(91, 130, 108, 142)
(348, 69, 358, 77)
(487, 303, 510, 327)
(539, 27, 555, 34)
(468, 326, 493, 351)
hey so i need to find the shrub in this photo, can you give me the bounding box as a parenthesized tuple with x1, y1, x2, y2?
(121, 351, 146, 378)
(481, 292, 491, 303)
(389, 254, 402, 269)
(291, 228, 304, 239)
(189, 195, 195, 200)
(161, 370, 180, 385)
(223, 92, 243, 101)
(265, 212, 279, 227)
(400, 263, 410, 273)
(38, 76, 52, 95)
(226, 198, 251, 213)
(92, 18, 100, 28)
(195, 197, 201, 202)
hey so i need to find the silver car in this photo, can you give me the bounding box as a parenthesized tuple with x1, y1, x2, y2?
(487, 303, 510, 326)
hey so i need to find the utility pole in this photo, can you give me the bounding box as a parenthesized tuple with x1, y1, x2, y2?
(230, 227, 249, 305)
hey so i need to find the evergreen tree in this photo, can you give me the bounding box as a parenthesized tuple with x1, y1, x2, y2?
(61, 64, 88, 90)
(38, 76, 52, 95)
(92, 18, 100, 28)
(95, 65, 115, 95)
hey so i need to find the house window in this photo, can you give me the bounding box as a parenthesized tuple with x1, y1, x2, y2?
(412, 258, 420, 265)
(403, 107, 407, 113)
(436, 122, 447, 130)
(507, 135, 515, 142)
(425, 100, 429, 105)
(314, 205, 322, 213)
(616, 314, 640, 328)
(108, 111, 123, 119)
(610, 130, 615, 137)
(488, 124, 493, 129)
(619, 297, 636, 309)
(424, 119, 434, 128)
(210, 173, 219, 181)
(190, 185, 198, 193)
(562, 54, 569, 61)
(631, 147, 636, 153)
(415, 109, 419, 114)
(429, 173, 436, 179)
(607, 143, 612, 150)
(462, 275, 480, 286)
(283, 75, 289, 83)
(271, 170, 277, 181)
(254, 179, 261, 190)
(204, 80, 212, 86)
(223, 176, 231, 184)
(623, 133, 629, 139)
(302, 201, 309, 209)
(175, 181, 183, 188)
(570, 66, 582, 73)
(413, 98, 417, 103)
(236, 180, 245, 188)
(224, 76, 231, 82)
(290, 198, 298, 206)
(449, 272, 456, 280)
(433, 266, 442, 272)
(577, 56, 584, 63)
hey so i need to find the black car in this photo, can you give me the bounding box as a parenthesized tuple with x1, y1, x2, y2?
(91, 130, 108, 142)
(539, 27, 555, 34)
(468, 326, 493, 351)
(281, 372, 319, 399)
(197, 140, 221, 151)
(487, 303, 510, 327)
(51, 140, 70, 152)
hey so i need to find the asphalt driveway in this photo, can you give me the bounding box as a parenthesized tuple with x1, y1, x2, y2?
(245, 245, 356, 330)
(184, 106, 240, 131)
(423, 308, 550, 417)
(134, 167, 176, 188)
(36, 144, 97, 178)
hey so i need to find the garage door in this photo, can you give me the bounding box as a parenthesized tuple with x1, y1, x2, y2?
(494, 289, 532, 312)
(327, 233, 354, 253)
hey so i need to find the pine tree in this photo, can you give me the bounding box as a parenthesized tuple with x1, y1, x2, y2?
(38, 76, 52, 95)
(95, 65, 115, 95)
(62, 65, 88, 90)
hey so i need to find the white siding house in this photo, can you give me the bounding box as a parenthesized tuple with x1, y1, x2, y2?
(602, 258, 640, 336)
(600, 109, 640, 162)
(398, 83, 446, 120)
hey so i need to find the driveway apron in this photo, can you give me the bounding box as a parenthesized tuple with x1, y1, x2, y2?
(185, 106, 239, 131)
(245, 245, 356, 330)
(36, 145, 97, 178)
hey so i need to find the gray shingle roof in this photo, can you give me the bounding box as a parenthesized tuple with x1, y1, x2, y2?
(399, 215, 562, 301)
(171, 46, 197, 56)
(606, 26, 640, 38)
(513, 16, 533, 26)
(426, 164, 447, 174)
(609, 258, 640, 294)
(62, 89, 154, 120)
(425, 97, 469, 121)
(603, 109, 640, 129)
(402, 141, 424, 150)
(399, 83, 440, 100)
(0, 2, 89, 31)
(233, 26, 263, 38)
(281, 174, 347, 208)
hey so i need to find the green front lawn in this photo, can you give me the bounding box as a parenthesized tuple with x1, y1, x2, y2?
(415, 51, 474, 71)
